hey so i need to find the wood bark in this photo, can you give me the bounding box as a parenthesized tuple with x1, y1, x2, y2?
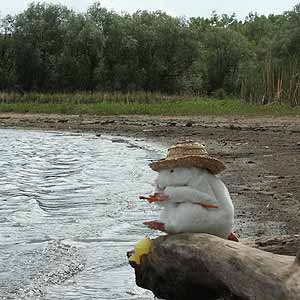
(128, 233, 300, 300)
(244, 234, 300, 256)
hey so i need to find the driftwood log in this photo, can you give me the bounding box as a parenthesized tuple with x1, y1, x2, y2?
(127, 233, 300, 300)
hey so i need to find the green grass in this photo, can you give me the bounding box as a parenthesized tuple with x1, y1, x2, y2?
(0, 97, 299, 117)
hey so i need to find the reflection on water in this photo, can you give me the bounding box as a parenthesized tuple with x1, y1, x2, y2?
(0, 129, 163, 299)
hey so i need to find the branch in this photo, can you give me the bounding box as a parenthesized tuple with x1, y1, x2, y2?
(128, 234, 300, 300)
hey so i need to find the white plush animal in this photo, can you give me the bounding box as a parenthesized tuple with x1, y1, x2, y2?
(140, 142, 238, 241)
(155, 167, 233, 237)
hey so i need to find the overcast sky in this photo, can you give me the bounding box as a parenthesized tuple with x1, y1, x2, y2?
(0, 0, 299, 19)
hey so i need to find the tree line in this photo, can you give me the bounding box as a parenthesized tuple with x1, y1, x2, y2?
(1, 2, 300, 104)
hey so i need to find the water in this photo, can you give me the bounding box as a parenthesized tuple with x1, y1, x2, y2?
(0, 129, 164, 300)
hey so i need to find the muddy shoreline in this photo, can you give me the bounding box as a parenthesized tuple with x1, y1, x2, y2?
(1, 113, 299, 238)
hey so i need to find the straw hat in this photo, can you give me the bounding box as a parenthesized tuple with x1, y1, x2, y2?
(149, 142, 225, 174)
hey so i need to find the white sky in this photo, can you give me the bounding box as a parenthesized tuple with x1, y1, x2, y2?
(0, 0, 299, 19)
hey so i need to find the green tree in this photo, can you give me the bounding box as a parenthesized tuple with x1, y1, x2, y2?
(13, 2, 72, 90)
(0, 15, 16, 90)
(57, 13, 104, 91)
(191, 15, 251, 95)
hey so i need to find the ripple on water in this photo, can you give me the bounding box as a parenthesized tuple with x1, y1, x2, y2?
(0, 129, 163, 300)
(0, 240, 84, 299)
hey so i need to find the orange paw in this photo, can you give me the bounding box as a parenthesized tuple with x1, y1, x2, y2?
(143, 220, 165, 231)
(139, 192, 169, 203)
(228, 232, 239, 242)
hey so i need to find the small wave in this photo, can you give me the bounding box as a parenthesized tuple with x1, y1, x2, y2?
(3, 240, 85, 300)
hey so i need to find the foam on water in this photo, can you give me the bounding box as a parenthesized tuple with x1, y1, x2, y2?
(1, 241, 84, 299)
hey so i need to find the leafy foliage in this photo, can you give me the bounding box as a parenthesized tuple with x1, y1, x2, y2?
(1, 2, 300, 104)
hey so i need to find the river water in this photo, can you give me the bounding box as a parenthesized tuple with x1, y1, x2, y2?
(0, 129, 164, 300)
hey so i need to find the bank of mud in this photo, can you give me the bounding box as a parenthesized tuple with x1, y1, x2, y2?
(1, 113, 299, 238)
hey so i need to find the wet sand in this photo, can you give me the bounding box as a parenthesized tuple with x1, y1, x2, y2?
(1, 113, 300, 238)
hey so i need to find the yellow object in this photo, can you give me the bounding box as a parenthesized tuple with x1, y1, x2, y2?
(128, 237, 152, 265)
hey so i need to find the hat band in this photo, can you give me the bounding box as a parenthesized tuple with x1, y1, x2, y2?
(168, 147, 208, 159)
(165, 154, 210, 161)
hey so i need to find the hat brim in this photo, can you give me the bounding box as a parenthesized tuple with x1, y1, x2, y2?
(149, 155, 225, 175)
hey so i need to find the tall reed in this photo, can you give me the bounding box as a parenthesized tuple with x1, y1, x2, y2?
(241, 57, 300, 105)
